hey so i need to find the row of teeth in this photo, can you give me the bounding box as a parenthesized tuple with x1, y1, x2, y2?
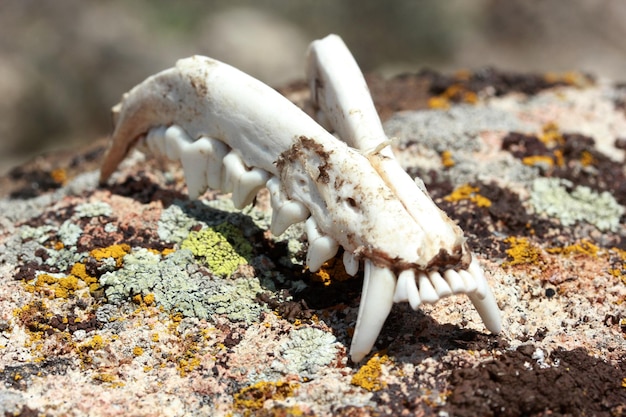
(142, 124, 501, 362)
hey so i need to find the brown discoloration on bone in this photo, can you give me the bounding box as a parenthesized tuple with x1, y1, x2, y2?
(276, 136, 333, 185)
(360, 244, 471, 276)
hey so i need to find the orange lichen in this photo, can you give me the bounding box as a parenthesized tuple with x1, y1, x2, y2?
(522, 155, 554, 168)
(133, 346, 144, 357)
(233, 380, 300, 416)
(310, 256, 353, 286)
(351, 354, 390, 392)
(503, 236, 543, 267)
(547, 240, 599, 257)
(539, 122, 564, 147)
(427, 96, 450, 110)
(580, 150, 595, 167)
(444, 184, 492, 208)
(441, 150, 455, 168)
(90, 244, 131, 267)
(50, 168, 67, 185)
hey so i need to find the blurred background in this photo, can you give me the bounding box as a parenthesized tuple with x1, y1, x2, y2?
(2, 0, 626, 175)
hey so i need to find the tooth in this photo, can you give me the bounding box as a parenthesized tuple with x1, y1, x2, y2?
(350, 260, 395, 362)
(267, 177, 310, 235)
(443, 269, 466, 294)
(458, 269, 478, 293)
(231, 167, 270, 209)
(343, 251, 359, 276)
(468, 288, 502, 334)
(305, 217, 339, 272)
(179, 138, 210, 199)
(164, 125, 191, 160)
(202, 137, 229, 190)
(393, 270, 409, 303)
(428, 270, 452, 298)
(221, 150, 246, 194)
(146, 126, 167, 155)
(418, 272, 439, 304)
(394, 269, 421, 310)
(468, 259, 488, 300)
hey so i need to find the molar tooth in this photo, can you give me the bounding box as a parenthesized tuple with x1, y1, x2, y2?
(221, 150, 246, 194)
(428, 270, 452, 298)
(443, 269, 466, 294)
(179, 137, 220, 199)
(342, 251, 359, 276)
(458, 269, 478, 294)
(164, 125, 191, 160)
(231, 167, 270, 209)
(267, 177, 310, 236)
(468, 288, 502, 334)
(417, 272, 439, 304)
(146, 126, 167, 155)
(350, 260, 395, 363)
(202, 137, 229, 191)
(305, 217, 339, 272)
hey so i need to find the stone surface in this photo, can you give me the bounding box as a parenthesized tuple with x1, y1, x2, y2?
(0, 69, 625, 416)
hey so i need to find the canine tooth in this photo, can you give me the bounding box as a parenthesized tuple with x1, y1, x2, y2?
(428, 270, 452, 298)
(305, 217, 339, 272)
(468, 259, 488, 300)
(221, 150, 246, 194)
(266, 177, 309, 236)
(342, 251, 359, 276)
(350, 260, 395, 362)
(417, 272, 439, 304)
(458, 269, 478, 294)
(468, 288, 502, 334)
(443, 269, 466, 294)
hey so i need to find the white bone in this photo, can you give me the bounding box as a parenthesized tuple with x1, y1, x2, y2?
(266, 177, 310, 236)
(350, 260, 395, 363)
(417, 272, 439, 304)
(428, 270, 452, 298)
(458, 269, 478, 294)
(145, 125, 167, 155)
(342, 251, 359, 276)
(221, 150, 245, 194)
(468, 258, 488, 300)
(305, 217, 339, 272)
(164, 125, 191, 160)
(468, 289, 502, 334)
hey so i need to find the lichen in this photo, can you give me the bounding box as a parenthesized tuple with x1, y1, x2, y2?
(181, 223, 252, 277)
(351, 354, 390, 392)
(503, 236, 543, 267)
(444, 184, 492, 208)
(157, 204, 198, 243)
(57, 221, 82, 247)
(530, 177, 624, 232)
(273, 327, 338, 377)
(233, 380, 300, 417)
(74, 201, 113, 218)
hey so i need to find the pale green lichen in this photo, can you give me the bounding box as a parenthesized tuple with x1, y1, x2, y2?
(58, 221, 82, 247)
(99, 248, 266, 322)
(273, 327, 339, 378)
(157, 204, 198, 243)
(530, 177, 624, 232)
(181, 223, 252, 277)
(74, 201, 112, 218)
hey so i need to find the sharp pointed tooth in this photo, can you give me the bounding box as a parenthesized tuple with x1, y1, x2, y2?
(350, 260, 395, 362)
(231, 167, 270, 209)
(468, 288, 502, 334)
(146, 126, 167, 155)
(405, 271, 421, 310)
(267, 177, 309, 236)
(164, 125, 190, 160)
(343, 251, 359, 276)
(418, 272, 439, 304)
(305, 217, 339, 272)
(393, 269, 409, 303)
(468, 258, 488, 300)
(443, 269, 466, 294)
(428, 270, 452, 298)
(458, 269, 478, 293)
(221, 150, 246, 194)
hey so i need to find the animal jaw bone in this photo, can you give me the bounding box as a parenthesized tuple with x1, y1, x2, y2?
(99, 34, 501, 363)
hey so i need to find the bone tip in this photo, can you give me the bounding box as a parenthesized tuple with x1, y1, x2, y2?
(350, 349, 368, 363)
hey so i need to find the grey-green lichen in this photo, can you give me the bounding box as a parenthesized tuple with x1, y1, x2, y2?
(530, 177, 624, 232)
(58, 221, 82, 247)
(74, 201, 112, 218)
(99, 248, 267, 323)
(157, 204, 198, 243)
(272, 327, 339, 378)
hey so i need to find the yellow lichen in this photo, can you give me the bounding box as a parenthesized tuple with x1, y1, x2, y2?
(310, 256, 353, 286)
(444, 184, 492, 208)
(351, 354, 390, 392)
(580, 150, 595, 167)
(133, 346, 144, 357)
(522, 155, 554, 168)
(50, 168, 67, 185)
(539, 122, 564, 147)
(503, 236, 543, 267)
(547, 240, 599, 257)
(233, 380, 300, 416)
(427, 96, 450, 110)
